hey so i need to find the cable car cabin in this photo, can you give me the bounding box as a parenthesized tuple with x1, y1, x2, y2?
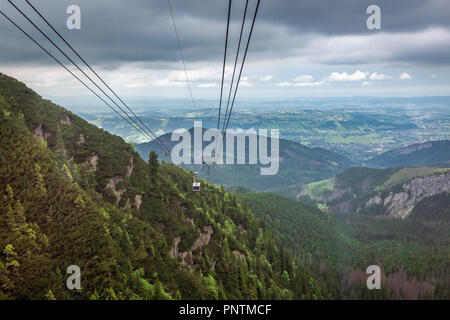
(192, 181, 201, 192)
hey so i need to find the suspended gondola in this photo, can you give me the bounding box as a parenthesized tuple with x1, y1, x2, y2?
(192, 171, 201, 192)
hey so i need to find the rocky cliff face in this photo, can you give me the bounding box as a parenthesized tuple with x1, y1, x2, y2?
(308, 167, 450, 220)
(170, 225, 214, 269)
(365, 172, 450, 218)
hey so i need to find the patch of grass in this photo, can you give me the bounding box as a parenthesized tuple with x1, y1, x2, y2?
(2, 109, 10, 119)
(305, 177, 335, 200)
(317, 203, 328, 211)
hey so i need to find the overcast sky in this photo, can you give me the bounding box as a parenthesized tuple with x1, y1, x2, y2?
(1, 0, 449, 109)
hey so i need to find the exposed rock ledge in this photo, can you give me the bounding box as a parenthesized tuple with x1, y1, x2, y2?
(134, 194, 142, 209)
(366, 172, 450, 218)
(126, 157, 134, 177)
(170, 225, 214, 269)
(106, 175, 126, 205)
(77, 133, 85, 144)
(34, 124, 51, 140)
(60, 114, 71, 125)
(104, 157, 135, 207)
(88, 154, 98, 171)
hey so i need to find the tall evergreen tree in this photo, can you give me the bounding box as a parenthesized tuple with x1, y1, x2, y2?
(149, 151, 159, 184)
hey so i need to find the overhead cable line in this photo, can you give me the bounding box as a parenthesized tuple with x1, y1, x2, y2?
(223, 0, 260, 132)
(23, 0, 170, 154)
(0, 9, 150, 141)
(8, 0, 170, 153)
(167, 0, 196, 110)
(222, 0, 248, 133)
(7, 0, 153, 142)
(217, 0, 232, 130)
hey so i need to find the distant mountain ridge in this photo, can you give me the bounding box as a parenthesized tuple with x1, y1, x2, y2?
(135, 129, 354, 194)
(366, 140, 450, 168)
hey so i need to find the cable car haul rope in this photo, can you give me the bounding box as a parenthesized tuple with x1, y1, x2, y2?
(167, 0, 262, 192)
(1, 0, 170, 154)
(218, 0, 261, 134)
(1, 0, 262, 193)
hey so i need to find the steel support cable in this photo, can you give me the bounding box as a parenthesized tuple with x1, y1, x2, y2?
(222, 0, 248, 133)
(223, 0, 260, 132)
(8, 0, 169, 152)
(216, 0, 232, 130)
(22, 0, 170, 153)
(167, 0, 196, 111)
(0, 10, 150, 140)
(8, 0, 158, 145)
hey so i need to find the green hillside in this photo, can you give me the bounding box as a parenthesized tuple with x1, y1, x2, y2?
(237, 192, 450, 299)
(0, 73, 326, 300)
(237, 193, 355, 267)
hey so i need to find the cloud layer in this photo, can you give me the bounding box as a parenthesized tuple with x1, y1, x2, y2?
(0, 0, 448, 99)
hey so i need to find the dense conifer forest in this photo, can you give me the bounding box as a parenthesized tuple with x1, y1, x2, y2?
(0, 74, 326, 300)
(237, 192, 449, 299)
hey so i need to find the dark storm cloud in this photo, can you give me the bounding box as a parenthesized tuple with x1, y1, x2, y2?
(0, 0, 449, 67)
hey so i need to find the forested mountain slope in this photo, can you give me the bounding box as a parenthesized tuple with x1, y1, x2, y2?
(0, 73, 325, 300)
(237, 192, 450, 299)
(366, 140, 450, 168)
(299, 166, 450, 220)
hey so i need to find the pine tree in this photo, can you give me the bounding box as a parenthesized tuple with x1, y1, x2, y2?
(149, 151, 159, 184)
